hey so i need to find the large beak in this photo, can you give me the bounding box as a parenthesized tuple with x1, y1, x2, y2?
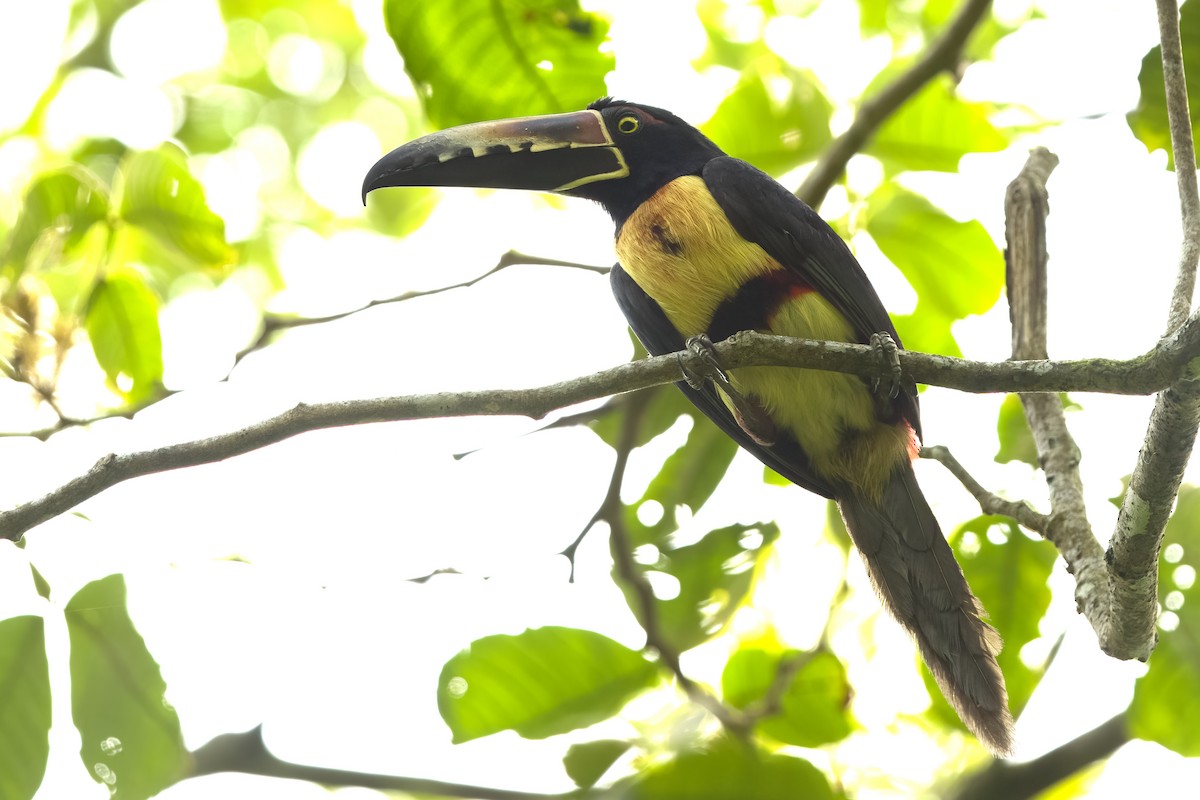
(362, 110, 628, 203)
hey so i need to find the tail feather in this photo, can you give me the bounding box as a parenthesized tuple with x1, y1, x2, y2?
(838, 462, 1013, 755)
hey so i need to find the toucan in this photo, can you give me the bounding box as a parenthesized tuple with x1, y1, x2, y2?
(363, 98, 1013, 754)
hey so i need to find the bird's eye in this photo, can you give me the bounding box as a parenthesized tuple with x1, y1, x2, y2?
(617, 115, 640, 134)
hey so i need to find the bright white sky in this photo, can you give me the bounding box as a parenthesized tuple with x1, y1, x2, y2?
(1, 0, 1199, 798)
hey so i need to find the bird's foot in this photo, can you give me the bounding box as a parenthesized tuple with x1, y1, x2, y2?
(678, 335, 778, 445)
(869, 332, 903, 399)
(679, 334, 728, 391)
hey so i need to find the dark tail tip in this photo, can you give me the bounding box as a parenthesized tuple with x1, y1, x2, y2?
(839, 464, 1014, 756)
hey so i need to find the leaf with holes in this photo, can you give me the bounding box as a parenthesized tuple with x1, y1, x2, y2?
(620, 522, 780, 653)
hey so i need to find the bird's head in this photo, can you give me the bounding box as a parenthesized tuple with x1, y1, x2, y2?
(362, 99, 725, 225)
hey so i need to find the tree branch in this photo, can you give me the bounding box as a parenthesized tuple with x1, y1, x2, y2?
(231, 250, 610, 368)
(8, 323, 1200, 538)
(1106, 0, 1200, 661)
(921, 445, 1049, 532)
(797, 0, 994, 208)
(188, 726, 592, 799)
(947, 713, 1129, 800)
(1004, 148, 1114, 651)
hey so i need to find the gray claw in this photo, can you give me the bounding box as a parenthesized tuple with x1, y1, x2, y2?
(869, 332, 903, 399)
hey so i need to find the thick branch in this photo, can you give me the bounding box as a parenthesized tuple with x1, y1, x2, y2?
(1107, 0, 1200, 661)
(1158, 0, 1200, 332)
(7, 325, 1200, 539)
(1005, 149, 1114, 652)
(189, 726, 588, 799)
(797, 0, 993, 207)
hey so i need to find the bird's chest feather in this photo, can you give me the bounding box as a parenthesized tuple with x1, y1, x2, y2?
(615, 176, 780, 337)
(614, 175, 901, 477)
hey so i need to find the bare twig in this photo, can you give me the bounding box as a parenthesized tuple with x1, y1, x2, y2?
(797, 0, 994, 207)
(189, 726, 592, 799)
(597, 393, 749, 733)
(232, 250, 609, 368)
(920, 445, 1049, 533)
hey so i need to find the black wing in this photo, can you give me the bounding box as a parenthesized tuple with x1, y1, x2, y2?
(610, 262, 835, 499)
(702, 156, 921, 439)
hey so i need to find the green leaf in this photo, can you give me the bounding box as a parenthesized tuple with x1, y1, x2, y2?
(3, 166, 110, 278)
(867, 187, 1004, 356)
(920, 0, 1028, 62)
(1130, 485, 1200, 755)
(30, 564, 52, 600)
(66, 575, 187, 800)
(563, 739, 631, 788)
(722, 648, 852, 747)
(620, 522, 780, 653)
(996, 393, 1081, 466)
(588, 386, 696, 452)
(85, 271, 164, 402)
(701, 69, 833, 176)
(118, 145, 232, 268)
(438, 626, 658, 743)
(384, 0, 613, 128)
(624, 414, 739, 546)
(923, 516, 1055, 729)
(629, 740, 834, 800)
(1128, 0, 1200, 168)
(0, 616, 51, 800)
(995, 394, 1036, 466)
(867, 75, 1008, 172)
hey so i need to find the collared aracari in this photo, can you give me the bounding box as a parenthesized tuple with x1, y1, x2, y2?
(362, 98, 1013, 754)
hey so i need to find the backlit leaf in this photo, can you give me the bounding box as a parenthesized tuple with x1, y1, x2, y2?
(3, 167, 110, 278)
(118, 145, 232, 268)
(722, 648, 852, 747)
(563, 739, 631, 788)
(1128, 0, 1200, 168)
(867, 75, 1008, 173)
(619, 522, 780, 653)
(629, 740, 834, 800)
(1130, 485, 1200, 755)
(66, 575, 186, 800)
(0, 616, 50, 800)
(702, 69, 833, 176)
(85, 271, 164, 402)
(385, 0, 613, 128)
(438, 626, 658, 743)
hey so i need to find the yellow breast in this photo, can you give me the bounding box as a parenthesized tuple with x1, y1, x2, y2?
(616, 176, 778, 337)
(614, 175, 911, 490)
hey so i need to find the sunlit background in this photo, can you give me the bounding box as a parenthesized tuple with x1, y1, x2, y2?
(1, 0, 1198, 797)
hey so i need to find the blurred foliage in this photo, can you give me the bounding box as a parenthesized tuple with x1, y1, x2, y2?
(384, 0, 613, 128)
(1129, 483, 1200, 756)
(0, 616, 50, 800)
(1128, 0, 1200, 168)
(1, 0, 1196, 798)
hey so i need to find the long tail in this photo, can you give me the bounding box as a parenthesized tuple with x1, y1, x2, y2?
(838, 461, 1013, 755)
